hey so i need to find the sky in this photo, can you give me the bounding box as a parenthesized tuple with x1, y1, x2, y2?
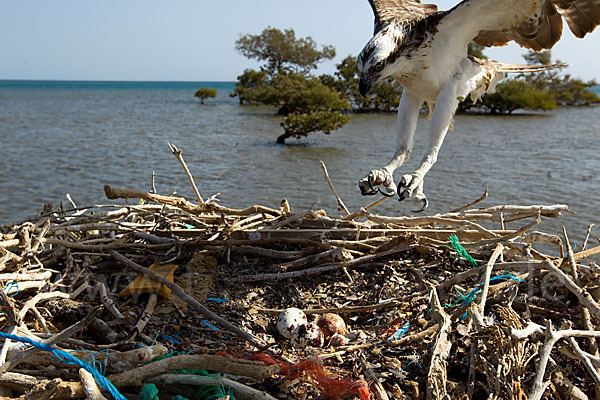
(1, 0, 599, 82)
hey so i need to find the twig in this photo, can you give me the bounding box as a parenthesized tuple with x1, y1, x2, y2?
(167, 141, 204, 203)
(131, 292, 157, 339)
(426, 289, 451, 400)
(543, 259, 600, 320)
(342, 197, 389, 221)
(479, 243, 504, 319)
(104, 185, 280, 217)
(98, 281, 125, 320)
(562, 227, 581, 285)
(582, 223, 595, 251)
(320, 161, 350, 216)
(110, 251, 264, 347)
(450, 185, 488, 213)
(569, 337, 600, 387)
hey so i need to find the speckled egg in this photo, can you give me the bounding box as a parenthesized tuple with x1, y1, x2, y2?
(329, 332, 348, 346)
(316, 313, 347, 338)
(276, 308, 308, 339)
(291, 322, 324, 348)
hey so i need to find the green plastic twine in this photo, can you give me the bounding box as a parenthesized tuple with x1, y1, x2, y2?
(448, 235, 478, 267)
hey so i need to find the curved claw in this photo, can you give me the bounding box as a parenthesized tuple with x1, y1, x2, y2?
(359, 175, 378, 196)
(412, 198, 429, 213)
(397, 189, 411, 202)
(378, 188, 396, 197)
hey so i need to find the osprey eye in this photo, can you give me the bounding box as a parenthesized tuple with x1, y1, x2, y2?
(374, 62, 384, 72)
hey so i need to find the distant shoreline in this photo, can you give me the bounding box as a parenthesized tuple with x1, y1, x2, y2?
(2, 80, 597, 95)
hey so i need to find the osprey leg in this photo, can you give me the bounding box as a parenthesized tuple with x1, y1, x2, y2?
(398, 81, 459, 211)
(358, 90, 422, 196)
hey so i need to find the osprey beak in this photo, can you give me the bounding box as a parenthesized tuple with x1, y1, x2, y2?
(359, 77, 373, 96)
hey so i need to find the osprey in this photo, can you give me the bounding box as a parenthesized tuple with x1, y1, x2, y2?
(357, 0, 600, 211)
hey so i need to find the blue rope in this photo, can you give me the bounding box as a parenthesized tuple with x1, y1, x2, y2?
(2, 281, 19, 297)
(0, 331, 127, 400)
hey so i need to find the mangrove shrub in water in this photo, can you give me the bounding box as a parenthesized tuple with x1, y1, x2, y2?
(194, 88, 217, 104)
(234, 27, 350, 144)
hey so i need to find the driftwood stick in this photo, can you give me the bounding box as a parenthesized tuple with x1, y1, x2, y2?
(529, 321, 560, 400)
(98, 281, 124, 320)
(167, 141, 204, 204)
(104, 185, 280, 217)
(79, 368, 108, 400)
(552, 370, 589, 400)
(582, 223, 595, 251)
(342, 197, 389, 221)
(388, 323, 440, 348)
(426, 289, 451, 400)
(131, 292, 157, 339)
(109, 354, 279, 386)
(0, 270, 52, 282)
(233, 245, 417, 282)
(149, 373, 278, 400)
(569, 337, 600, 387)
(528, 321, 600, 400)
(479, 243, 504, 318)
(563, 227, 581, 284)
(543, 259, 600, 320)
(366, 215, 498, 238)
(320, 161, 350, 216)
(110, 251, 263, 347)
(0, 371, 38, 391)
(260, 299, 408, 315)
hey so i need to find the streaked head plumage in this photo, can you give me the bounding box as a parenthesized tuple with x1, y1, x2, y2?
(357, 24, 403, 95)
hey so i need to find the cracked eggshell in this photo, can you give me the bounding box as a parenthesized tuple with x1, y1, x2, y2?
(276, 308, 308, 339)
(291, 323, 324, 348)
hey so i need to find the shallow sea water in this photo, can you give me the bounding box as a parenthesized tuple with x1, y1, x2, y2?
(1, 81, 599, 244)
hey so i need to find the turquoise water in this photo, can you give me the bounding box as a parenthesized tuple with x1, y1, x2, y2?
(1, 80, 599, 244)
(0, 80, 236, 91)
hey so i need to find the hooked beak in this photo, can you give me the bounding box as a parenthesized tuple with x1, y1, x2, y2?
(359, 77, 374, 96)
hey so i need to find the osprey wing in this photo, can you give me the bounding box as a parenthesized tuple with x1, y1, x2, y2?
(368, 0, 438, 33)
(436, 0, 600, 51)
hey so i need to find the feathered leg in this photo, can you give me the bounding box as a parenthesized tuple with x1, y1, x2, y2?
(398, 80, 459, 211)
(358, 90, 422, 196)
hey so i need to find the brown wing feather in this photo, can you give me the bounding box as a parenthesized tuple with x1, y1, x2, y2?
(368, 0, 438, 33)
(473, 0, 600, 51)
(554, 0, 600, 37)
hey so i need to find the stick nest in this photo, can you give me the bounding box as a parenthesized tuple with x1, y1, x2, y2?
(1, 172, 600, 400)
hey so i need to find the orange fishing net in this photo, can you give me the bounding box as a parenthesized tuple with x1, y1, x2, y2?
(252, 353, 372, 400)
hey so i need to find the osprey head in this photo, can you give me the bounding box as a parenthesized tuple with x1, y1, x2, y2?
(357, 25, 403, 96)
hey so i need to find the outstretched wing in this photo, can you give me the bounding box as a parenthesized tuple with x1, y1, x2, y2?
(368, 0, 438, 33)
(437, 0, 600, 51)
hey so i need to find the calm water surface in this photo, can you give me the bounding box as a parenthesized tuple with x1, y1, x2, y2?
(1, 81, 599, 243)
